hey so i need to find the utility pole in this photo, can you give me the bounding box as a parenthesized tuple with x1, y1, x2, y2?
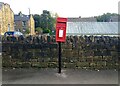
(29, 8, 30, 16)
(29, 8, 31, 35)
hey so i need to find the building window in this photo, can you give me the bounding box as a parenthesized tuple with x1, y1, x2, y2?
(8, 24, 10, 31)
(22, 21, 26, 27)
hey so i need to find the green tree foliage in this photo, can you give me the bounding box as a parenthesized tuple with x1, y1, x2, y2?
(33, 14, 40, 28)
(40, 10, 55, 31)
(25, 28, 30, 34)
(33, 10, 56, 34)
(43, 28, 50, 33)
(96, 13, 119, 22)
(35, 27, 43, 34)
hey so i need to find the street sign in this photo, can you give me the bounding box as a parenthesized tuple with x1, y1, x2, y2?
(56, 17, 67, 42)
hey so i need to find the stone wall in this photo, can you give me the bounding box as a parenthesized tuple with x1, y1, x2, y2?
(29, 15, 35, 35)
(2, 35, 120, 70)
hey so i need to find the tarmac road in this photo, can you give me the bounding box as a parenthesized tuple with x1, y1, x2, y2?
(2, 68, 118, 84)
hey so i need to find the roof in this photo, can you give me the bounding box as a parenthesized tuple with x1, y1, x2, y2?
(14, 13, 30, 21)
(66, 22, 118, 36)
(0, 2, 3, 9)
(0, 2, 14, 13)
(110, 16, 118, 22)
(14, 15, 30, 21)
(68, 17, 97, 22)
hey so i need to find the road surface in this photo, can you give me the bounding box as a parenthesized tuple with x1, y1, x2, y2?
(2, 68, 118, 84)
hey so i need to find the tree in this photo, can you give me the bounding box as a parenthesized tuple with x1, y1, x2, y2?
(39, 10, 55, 32)
(33, 14, 40, 28)
(35, 27, 43, 34)
(25, 29, 30, 34)
(43, 29, 50, 34)
(96, 13, 119, 22)
(33, 10, 57, 35)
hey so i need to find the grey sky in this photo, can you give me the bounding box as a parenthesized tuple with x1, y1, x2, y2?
(0, 0, 119, 17)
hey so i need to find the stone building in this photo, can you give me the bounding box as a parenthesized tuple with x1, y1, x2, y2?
(14, 12, 35, 35)
(0, 2, 14, 35)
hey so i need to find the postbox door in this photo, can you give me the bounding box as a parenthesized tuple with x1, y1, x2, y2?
(56, 17, 67, 42)
(56, 24, 66, 42)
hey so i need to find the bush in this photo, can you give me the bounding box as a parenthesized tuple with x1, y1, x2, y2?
(35, 27, 43, 34)
(25, 29, 30, 34)
(43, 29, 50, 33)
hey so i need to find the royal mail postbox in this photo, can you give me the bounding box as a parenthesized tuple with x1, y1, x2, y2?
(56, 17, 67, 42)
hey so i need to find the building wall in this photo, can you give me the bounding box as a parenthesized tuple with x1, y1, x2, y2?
(0, 6, 2, 34)
(14, 13, 35, 35)
(0, 3, 14, 35)
(14, 20, 22, 31)
(28, 15, 35, 35)
(15, 20, 29, 33)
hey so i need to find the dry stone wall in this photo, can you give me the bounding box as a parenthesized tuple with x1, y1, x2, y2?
(2, 35, 120, 70)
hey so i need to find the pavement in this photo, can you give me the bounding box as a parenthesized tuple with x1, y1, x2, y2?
(0, 69, 1, 86)
(2, 68, 119, 84)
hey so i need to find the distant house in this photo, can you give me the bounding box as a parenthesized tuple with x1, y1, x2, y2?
(110, 16, 118, 22)
(14, 12, 35, 35)
(0, 2, 14, 35)
(68, 17, 97, 22)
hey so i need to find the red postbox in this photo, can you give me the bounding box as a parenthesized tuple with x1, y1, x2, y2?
(56, 17, 67, 42)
